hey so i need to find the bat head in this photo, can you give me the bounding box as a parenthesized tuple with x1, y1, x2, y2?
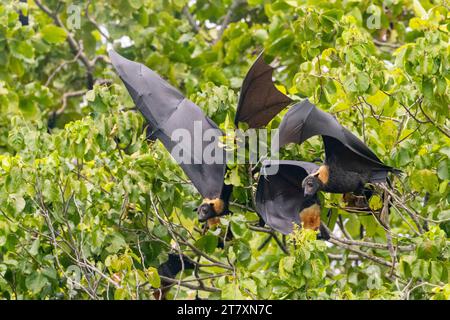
(302, 174, 322, 198)
(197, 203, 216, 222)
(197, 198, 224, 222)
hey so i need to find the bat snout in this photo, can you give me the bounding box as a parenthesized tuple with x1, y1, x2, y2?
(303, 186, 315, 198)
(304, 190, 314, 198)
(197, 204, 216, 222)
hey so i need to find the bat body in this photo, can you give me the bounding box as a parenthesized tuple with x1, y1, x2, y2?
(256, 160, 329, 239)
(110, 49, 299, 240)
(197, 51, 293, 222)
(197, 183, 233, 223)
(109, 50, 229, 219)
(154, 253, 196, 300)
(275, 100, 400, 197)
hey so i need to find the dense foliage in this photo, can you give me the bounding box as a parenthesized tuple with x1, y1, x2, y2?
(0, 0, 448, 300)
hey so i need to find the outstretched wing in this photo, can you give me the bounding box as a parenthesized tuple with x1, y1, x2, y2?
(255, 160, 319, 234)
(109, 50, 226, 199)
(234, 52, 293, 128)
(274, 99, 394, 173)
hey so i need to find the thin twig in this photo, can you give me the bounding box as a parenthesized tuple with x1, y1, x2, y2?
(45, 46, 83, 86)
(381, 191, 397, 276)
(418, 101, 450, 138)
(182, 5, 200, 33)
(158, 276, 220, 293)
(321, 224, 395, 269)
(85, 0, 111, 41)
(373, 38, 401, 49)
(215, 0, 244, 43)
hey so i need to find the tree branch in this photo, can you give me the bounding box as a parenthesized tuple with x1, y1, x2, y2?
(182, 5, 200, 33)
(85, 0, 111, 41)
(328, 238, 394, 268)
(35, 0, 101, 91)
(321, 224, 396, 269)
(158, 276, 221, 293)
(417, 101, 450, 138)
(215, 0, 245, 43)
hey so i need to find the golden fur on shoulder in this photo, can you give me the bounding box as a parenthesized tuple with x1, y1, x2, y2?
(313, 165, 329, 184)
(202, 198, 225, 214)
(299, 204, 321, 230)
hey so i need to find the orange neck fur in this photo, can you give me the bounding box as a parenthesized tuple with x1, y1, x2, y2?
(315, 165, 329, 185)
(202, 198, 225, 215)
(299, 204, 321, 230)
(207, 217, 221, 228)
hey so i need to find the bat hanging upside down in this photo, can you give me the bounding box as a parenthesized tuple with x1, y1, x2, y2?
(255, 160, 330, 239)
(275, 100, 401, 199)
(109, 50, 293, 225)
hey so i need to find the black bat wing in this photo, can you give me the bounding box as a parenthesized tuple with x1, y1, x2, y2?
(275, 99, 394, 173)
(255, 160, 319, 234)
(234, 52, 293, 128)
(109, 50, 226, 199)
(158, 253, 195, 279)
(19, 0, 28, 26)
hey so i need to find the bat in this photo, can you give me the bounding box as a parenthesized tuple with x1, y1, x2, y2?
(154, 253, 196, 300)
(19, 0, 28, 26)
(274, 99, 400, 197)
(109, 49, 229, 220)
(235, 52, 293, 128)
(110, 50, 292, 224)
(255, 160, 329, 239)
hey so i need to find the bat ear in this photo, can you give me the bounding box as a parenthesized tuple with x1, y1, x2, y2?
(312, 171, 320, 177)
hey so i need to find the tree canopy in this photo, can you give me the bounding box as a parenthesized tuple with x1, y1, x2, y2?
(0, 0, 448, 300)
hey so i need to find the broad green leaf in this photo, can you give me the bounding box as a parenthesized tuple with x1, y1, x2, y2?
(41, 25, 67, 44)
(26, 272, 48, 294)
(195, 235, 218, 254)
(147, 267, 161, 288)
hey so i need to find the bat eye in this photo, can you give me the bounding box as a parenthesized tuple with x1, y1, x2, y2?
(199, 205, 208, 214)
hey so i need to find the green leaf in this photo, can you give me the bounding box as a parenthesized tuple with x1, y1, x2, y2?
(437, 160, 449, 180)
(114, 288, 128, 299)
(29, 238, 40, 256)
(410, 169, 439, 193)
(430, 261, 444, 283)
(106, 234, 127, 253)
(86, 90, 95, 102)
(129, 0, 143, 9)
(221, 283, 245, 299)
(411, 259, 429, 279)
(438, 209, 450, 221)
(233, 240, 251, 266)
(436, 77, 447, 95)
(228, 166, 242, 187)
(26, 272, 48, 294)
(230, 219, 247, 238)
(360, 215, 377, 237)
(14, 195, 25, 213)
(147, 267, 161, 288)
(195, 235, 218, 254)
(345, 215, 361, 237)
(422, 78, 434, 101)
(369, 195, 383, 211)
(41, 25, 67, 44)
(356, 72, 370, 92)
(343, 75, 357, 92)
(417, 239, 439, 259)
(10, 41, 34, 60)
